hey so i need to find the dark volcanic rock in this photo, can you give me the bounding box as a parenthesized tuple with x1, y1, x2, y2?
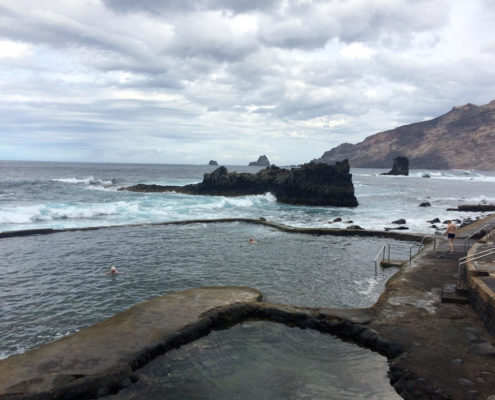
(419, 201, 431, 207)
(392, 218, 407, 224)
(248, 155, 270, 167)
(348, 225, 363, 230)
(454, 204, 495, 212)
(385, 226, 410, 231)
(209, 160, 218, 165)
(380, 156, 409, 176)
(123, 160, 358, 207)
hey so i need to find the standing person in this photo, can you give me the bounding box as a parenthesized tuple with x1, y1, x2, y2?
(445, 220, 458, 253)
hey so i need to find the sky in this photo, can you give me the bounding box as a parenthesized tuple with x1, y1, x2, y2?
(1, 0, 495, 165)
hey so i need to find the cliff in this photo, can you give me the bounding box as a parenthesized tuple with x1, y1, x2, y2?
(123, 161, 358, 207)
(315, 100, 495, 170)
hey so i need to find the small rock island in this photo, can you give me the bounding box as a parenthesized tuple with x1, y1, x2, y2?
(248, 155, 270, 167)
(380, 156, 409, 176)
(209, 160, 218, 166)
(123, 160, 358, 207)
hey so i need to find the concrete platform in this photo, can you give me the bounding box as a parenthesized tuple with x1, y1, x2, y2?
(0, 287, 262, 399)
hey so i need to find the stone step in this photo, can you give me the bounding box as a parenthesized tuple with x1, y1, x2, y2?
(380, 259, 406, 268)
(441, 284, 469, 304)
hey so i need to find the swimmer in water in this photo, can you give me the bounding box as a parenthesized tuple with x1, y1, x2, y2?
(106, 266, 119, 275)
(249, 237, 258, 244)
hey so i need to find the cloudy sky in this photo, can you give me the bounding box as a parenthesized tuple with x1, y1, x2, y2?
(1, 0, 494, 165)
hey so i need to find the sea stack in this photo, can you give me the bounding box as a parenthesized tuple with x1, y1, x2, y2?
(123, 160, 358, 207)
(209, 160, 218, 166)
(249, 155, 270, 167)
(381, 156, 409, 176)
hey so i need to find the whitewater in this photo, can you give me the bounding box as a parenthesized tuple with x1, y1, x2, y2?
(1, 161, 494, 234)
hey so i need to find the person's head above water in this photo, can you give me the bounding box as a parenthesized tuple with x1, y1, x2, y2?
(110, 266, 117, 273)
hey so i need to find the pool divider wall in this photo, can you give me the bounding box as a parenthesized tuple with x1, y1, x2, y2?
(0, 217, 428, 243)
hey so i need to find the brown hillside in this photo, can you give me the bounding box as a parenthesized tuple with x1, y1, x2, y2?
(315, 100, 495, 170)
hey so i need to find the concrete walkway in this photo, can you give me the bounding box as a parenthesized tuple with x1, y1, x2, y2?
(367, 215, 495, 399)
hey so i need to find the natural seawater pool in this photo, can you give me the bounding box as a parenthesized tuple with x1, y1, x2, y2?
(103, 321, 400, 400)
(0, 222, 410, 398)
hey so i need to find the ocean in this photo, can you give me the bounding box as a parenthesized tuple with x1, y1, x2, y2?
(1, 160, 494, 233)
(1, 160, 494, 399)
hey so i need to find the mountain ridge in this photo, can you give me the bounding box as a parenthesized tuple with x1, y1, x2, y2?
(314, 100, 495, 170)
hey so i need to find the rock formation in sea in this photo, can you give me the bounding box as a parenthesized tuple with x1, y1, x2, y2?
(314, 99, 495, 170)
(123, 160, 358, 207)
(380, 156, 409, 176)
(209, 160, 218, 165)
(249, 155, 270, 167)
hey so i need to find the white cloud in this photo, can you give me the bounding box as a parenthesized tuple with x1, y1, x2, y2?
(0, 0, 493, 164)
(340, 42, 375, 59)
(0, 40, 32, 59)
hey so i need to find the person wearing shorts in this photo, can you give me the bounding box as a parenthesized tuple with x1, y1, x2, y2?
(445, 220, 458, 253)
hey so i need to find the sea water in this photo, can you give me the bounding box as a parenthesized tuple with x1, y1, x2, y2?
(1, 161, 493, 398)
(1, 160, 495, 233)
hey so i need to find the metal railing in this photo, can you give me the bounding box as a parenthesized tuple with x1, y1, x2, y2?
(464, 224, 492, 254)
(457, 247, 495, 289)
(374, 236, 435, 273)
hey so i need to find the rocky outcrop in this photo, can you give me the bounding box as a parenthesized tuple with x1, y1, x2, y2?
(123, 161, 358, 207)
(249, 155, 270, 167)
(209, 160, 218, 166)
(314, 100, 495, 170)
(380, 156, 409, 176)
(448, 204, 495, 212)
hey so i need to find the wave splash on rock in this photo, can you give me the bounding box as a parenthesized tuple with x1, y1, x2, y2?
(123, 160, 358, 207)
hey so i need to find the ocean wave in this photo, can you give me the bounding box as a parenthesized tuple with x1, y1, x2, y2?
(190, 193, 277, 211)
(0, 202, 128, 225)
(52, 176, 117, 186)
(0, 192, 278, 230)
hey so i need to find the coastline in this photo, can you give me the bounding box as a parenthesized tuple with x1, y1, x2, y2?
(1, 216, 495, 399)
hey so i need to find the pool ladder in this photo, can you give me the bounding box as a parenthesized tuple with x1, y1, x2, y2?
(374, 236, 435, 273)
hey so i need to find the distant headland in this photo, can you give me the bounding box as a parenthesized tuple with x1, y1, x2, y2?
(314, 99, 495, 170)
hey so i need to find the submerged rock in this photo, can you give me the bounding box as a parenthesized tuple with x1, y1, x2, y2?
(123, 160, 358, 207)
(380, 156, 409, 176)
